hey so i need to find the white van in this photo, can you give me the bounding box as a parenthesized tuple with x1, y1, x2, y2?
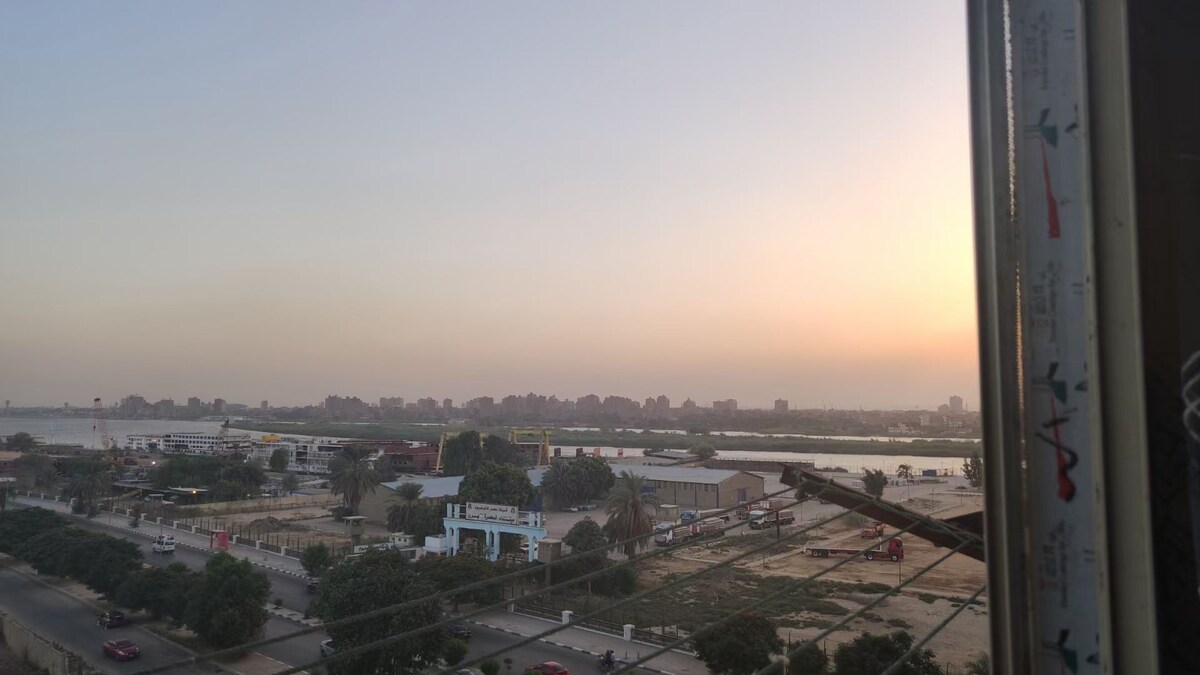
(152, 535, 176, 554)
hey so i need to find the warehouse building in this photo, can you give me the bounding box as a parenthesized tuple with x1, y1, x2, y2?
(623, 465, 764, 509)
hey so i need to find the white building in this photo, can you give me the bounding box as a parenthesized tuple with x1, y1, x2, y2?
(160, 431, 253, 456)
(250, 437, 343, 474)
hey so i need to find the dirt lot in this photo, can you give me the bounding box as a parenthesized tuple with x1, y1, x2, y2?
(632, 494, 989, 668)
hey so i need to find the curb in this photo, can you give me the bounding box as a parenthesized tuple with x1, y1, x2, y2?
(466, 621, 676, 675)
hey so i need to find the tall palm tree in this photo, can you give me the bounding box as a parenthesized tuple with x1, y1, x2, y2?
(603, 471, 660, 557)
(66, 462, 111, 517)
(896, 464, 914, 482)
(329, 446, 379, 516)
(540, 461, 582, 510)
(386, 482, 424, 533)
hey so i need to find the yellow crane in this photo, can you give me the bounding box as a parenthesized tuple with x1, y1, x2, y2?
(509, 429, 552, 466)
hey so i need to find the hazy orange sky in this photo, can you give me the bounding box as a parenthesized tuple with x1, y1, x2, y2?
(1, 2, 978, 410)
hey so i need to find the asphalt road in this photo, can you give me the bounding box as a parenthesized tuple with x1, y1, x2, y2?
(0, 561, 218, 675)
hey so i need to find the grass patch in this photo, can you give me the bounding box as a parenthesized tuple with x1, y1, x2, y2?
(917, 593, 939, 604)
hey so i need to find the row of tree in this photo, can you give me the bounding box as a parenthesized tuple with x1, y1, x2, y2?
(0, 508, 269, 648)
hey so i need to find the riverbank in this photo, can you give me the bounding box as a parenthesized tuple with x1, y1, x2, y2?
(237, 422, 981, 458)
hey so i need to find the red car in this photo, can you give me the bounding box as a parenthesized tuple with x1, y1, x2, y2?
(102, 639, 141, 661)
(525, 662, 569, 675)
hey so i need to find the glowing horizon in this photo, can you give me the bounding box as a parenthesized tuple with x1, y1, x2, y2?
(0, 2, 979, 410)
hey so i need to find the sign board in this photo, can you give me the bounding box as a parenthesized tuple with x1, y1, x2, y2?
(465, 502, 518, 523)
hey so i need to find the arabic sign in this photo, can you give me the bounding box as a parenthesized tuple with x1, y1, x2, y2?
(466, 502, 518, 523)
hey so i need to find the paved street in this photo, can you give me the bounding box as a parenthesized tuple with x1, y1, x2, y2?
(0, 561, 218, 675)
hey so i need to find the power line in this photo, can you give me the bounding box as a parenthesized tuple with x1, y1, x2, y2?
(752, 540, 973, 675)
(267, 500, 869, 675)
(134, 481, 823, 674)
(878, 584, 987, 675)
(602, 520, 927, 675)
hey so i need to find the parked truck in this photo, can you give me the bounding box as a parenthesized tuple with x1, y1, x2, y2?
(654, 518, 726, 546)
(805, 537, 905, 561)
(860, 521, 886, 538)
(682, 508, 731, 523)
(736, 498, 787, 520)
(747, 509, 796, 530)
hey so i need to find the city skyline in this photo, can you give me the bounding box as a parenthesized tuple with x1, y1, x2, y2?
(1, 3, 977, 411)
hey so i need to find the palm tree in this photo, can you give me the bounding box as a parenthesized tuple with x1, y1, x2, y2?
(386, 482, 424, 533)
(603, 471, 660, 557)
(896, 464, 914, 482)
(66, 462, 111, 517)
(540, 461, 582, 510)
(964, 652, 990, 675)
(328, 446, 379, 516)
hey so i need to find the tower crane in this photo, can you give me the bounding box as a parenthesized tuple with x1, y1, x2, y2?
(93, 397, 119, 467)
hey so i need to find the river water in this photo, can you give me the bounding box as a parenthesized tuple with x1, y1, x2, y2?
(1, 417, 969, 474)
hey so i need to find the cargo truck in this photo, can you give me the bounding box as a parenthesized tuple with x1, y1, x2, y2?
(747, 509, 796, 530)
(654, 518, 726, 546)
(805, 537, 905, 561)
(736, 498, 787, 520)
(860, 522, 886, 538)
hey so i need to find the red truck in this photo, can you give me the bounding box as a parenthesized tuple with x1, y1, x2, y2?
(860, 521, 886, 538)
(805, 537, 904, 562)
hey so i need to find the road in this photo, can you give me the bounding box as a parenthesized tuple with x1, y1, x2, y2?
(7, 500, 645, 674)
(0, 560, 218, 675)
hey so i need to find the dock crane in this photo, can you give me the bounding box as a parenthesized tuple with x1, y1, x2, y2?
(92, 397, 121, 468)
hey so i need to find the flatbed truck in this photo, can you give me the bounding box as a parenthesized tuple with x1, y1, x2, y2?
(805, 537, 904, 561)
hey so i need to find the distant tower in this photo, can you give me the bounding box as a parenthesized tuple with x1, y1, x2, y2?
(92, 398, 112, 451)
(949, 395, 964, 414)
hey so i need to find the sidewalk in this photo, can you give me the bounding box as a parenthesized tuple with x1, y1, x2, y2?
(469, 610, 707, 675)
(12, 495, 311, 579)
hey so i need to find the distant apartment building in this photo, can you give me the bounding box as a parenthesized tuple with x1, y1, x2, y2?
(680, 398, 697, 413)
(379, 396, 405, 410)
(602, 395, 641, 417)
(644, 397, 656, 411)
(949, 395, 965, 414)
(713, 399, 738, 412)
(774, 398, 789, 413)
(465, 396, 495, 414)
(154, 399, 176, 418)
(261, 400, 269, 410)
(442, 398, 453, 410)
(656, 394, 670, 412)
(120, 395, 149, 418)
(187, 397, 203, 414)
(576, 394, 601, 414)
(212, 398, 227, 414)
(325, 394, 369, 419)
(417, 397, 438, 413)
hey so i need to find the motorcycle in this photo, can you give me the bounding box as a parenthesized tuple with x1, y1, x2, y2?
(597, 655, 617, 671)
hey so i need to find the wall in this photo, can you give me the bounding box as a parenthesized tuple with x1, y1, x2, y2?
(0, 610, 96, 675)
(716, 472, 767, 508)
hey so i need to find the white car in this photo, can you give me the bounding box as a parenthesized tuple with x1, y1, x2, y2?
(152, 535, 176, 554)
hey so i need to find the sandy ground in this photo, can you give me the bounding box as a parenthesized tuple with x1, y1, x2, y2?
(640, 493, 989, 669)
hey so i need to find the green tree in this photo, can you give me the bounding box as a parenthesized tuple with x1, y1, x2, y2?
(114, 562, 198, 624)
(415, 553, 502, 611)
(963, 454, 984, 489)
(833, 631, 941, 675)
(185, 553, 271, 648)
(862, 469, 888, 498)
(480, 658, 501, 675)
(64, 460, 111, 517)
(300, 542, 334, 577)
(964, 652, 990, 675)
(12, 453, 57, 489)
(269, 448, 289, 472)
(375, 459, 398, 484)
(789, 642, 830, 675)
(281, 473, 300, 494)
(443, 638, 469, 666)
(896, 464, 914, 482)
(482, 434, 526, 466)
(387, 482, 425, 533)
(329, 446, 380, 516)
(211, 479, 247, 502)
(603, 471, 660, 557)
(688, 443, 717, 461)
(0, 508, 68, 555)
(693, 612, 783, 675)
(15, 527, 142, 597)
(563, 517, 607, 559)
(443, 431, 484, 477)
(458, 462, 535, 507)
(316, 550, 452, 674)
(5, 432, 37, 452)
(540, 461, 584, 509)
(575, 456, 615, 499)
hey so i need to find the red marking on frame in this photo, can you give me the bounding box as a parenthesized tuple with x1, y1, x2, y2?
(1042, 141, 1061, 239)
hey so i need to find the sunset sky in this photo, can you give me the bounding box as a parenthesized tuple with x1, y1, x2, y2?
(1, 2, 977, 410)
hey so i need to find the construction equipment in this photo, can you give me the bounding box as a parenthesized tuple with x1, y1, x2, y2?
(435, 430, 467, 475)
(509, 429, 551, 466)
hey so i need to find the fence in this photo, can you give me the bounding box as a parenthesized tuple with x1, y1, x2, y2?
(510, 594, 697, 653)
(0, 609, 97, 675)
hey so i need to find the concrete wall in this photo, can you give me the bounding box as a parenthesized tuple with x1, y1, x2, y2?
(0, 610, 96, 675)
